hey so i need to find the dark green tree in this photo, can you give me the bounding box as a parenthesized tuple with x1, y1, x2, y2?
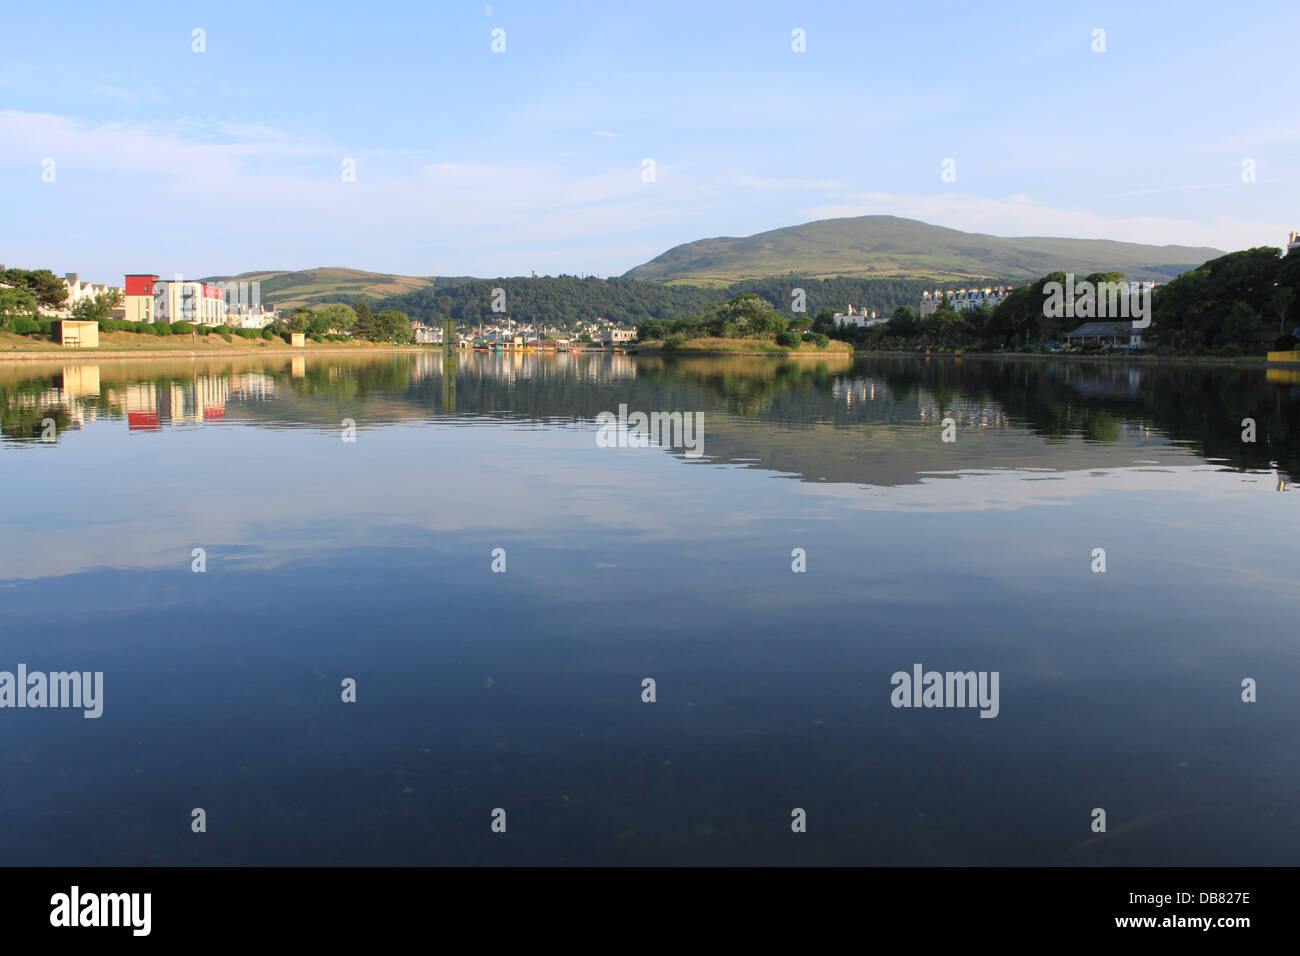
(354, 298, 374, 340)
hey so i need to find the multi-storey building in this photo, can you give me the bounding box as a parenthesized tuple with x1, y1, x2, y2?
(156, 278, 227, 325)
(124, 274, 160, 323)
(124, 274, 228, 325)
(919, 287, 1010, 316)
(833, 305, 888, 328)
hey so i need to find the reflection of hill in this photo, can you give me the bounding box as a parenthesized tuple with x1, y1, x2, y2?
(2, 353, 1296, 487)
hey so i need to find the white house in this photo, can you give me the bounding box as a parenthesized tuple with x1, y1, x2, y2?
(833, 305, 888, 328)
(919, 287, 1010, 316)
(43, 273, 122, 317)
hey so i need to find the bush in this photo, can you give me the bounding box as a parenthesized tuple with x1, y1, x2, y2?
(664, 333, 687, 351)
(37, 319, 52, 335)
(172, 320, 195, 334)
(1219, 343, 1243, 358)
(261, 328, 275, 340)
(153, 321, 173, 336)
(9, 316, 40, 335)
(775, 331, 801, 349)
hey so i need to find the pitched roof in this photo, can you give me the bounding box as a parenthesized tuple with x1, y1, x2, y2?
(1064, 321, 1143, 336)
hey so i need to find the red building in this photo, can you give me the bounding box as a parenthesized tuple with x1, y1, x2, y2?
(124, 274, 160, 323)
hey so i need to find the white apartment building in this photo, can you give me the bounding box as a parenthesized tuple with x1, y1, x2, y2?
(833, 305, 888, 328)
(155, 279, 227, 325)
(919, 287, 1010, 316)
(226, 305, 277, 329)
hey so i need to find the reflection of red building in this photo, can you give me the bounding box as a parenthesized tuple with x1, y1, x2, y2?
(203, 406, 226, 421)
(125, 383, 163, 430)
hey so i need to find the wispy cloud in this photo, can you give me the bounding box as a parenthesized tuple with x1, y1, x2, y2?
(1190, 124, 1300, 153)
(797, 192, 1284, 252)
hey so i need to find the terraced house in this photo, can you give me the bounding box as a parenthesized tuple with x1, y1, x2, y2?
(919, 287, 1011, 315)
(42, 273, 123, 318)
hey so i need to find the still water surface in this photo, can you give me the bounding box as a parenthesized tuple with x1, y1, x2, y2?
(2, 352, 1298, 864)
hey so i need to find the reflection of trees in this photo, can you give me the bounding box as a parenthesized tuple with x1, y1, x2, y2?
(2, 355, 1297, 481)
(860, 358, 1300, 475)
(0, 382, 73, 440)
(639, 357, 838, 417)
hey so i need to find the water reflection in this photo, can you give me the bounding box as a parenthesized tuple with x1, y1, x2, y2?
(4, 352, 1295, 486)
(3, 352, 1299, 865)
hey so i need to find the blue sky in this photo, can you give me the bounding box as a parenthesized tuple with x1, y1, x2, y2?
(2, 0, 1297, 283)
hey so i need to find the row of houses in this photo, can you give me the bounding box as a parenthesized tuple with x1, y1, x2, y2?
(437, 318, 637, 347)
(461, 328, 637, 348)
(833, 289, 1014, 327)
(21, 272, 277, 329)
(919, 287, 1012, 315)
(47, 274, 123, 318)
(832, 305, 888, 329)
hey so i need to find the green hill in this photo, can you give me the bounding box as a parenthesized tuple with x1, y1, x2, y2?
(200, 267, 452, 309)
(623, 215, 1224, 285)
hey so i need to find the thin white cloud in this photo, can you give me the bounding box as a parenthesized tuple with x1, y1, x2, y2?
(1191, 123, 1300, 153)
(1, 110, 1288, 278)
(797, 192, 1285, 252)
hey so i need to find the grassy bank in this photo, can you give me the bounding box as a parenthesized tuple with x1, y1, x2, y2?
(0, 329, 426, 358)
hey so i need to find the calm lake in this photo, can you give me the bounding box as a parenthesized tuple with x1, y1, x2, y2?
(3, 351, 1298, 865)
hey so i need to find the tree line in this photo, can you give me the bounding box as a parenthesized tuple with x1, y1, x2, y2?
(272, 300, 413, 343)
(372, 275, 961, 330)
(805, 246, 1300, 356)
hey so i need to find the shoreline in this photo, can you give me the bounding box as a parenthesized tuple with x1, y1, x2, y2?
(0, 345, 436, 363)
(4, 343, 1299, 369)
(847, 349, 1300, 367)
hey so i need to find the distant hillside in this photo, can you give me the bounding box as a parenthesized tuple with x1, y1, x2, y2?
(624, 215, 1224, 285)
(201, 267, 464, 309)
